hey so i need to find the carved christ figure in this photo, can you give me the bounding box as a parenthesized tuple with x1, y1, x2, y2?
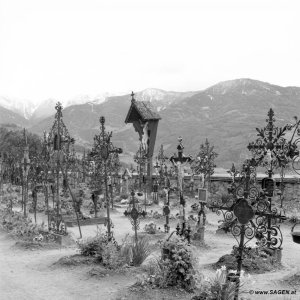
(132, 120, 149, 155)
(141, 121, 149, 154)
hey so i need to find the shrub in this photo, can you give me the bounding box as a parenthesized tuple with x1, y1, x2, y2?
(120, 193, 129, 200)
(158, 191, 165, 198)
(102, 241, 126, 269)
(114, 196, 121, 203)
(142, 237, 197, 292)
(194, 266, 236, 300)
(144, 222, 157, 234)
(77, 232, 125, 269)
(193, 266, 250, 300)
(218, 219, 234, 233)
(1, 211, 46, 240)
(29, 202, 45, 213)
(147, 210, 163, 219)
(289, 215, 299, 223)
(120, 235, 151, 266)
(78, 237, 102, 257)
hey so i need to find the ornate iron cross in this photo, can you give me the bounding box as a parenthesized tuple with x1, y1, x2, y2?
(91, 116, 122, 240)
(211, 158, 287, 300)
(21, 129, 31, 218)
(47, 102, 74, 229)
(124, 190, 147, 243)
(48, 102, 75, 153)
(157, 144, 169, 183)
(247, 108, 298, 174)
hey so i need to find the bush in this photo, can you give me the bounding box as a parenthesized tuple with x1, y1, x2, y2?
(158, 191, 165, 198)
(1, 211, 46, 240)
(77, 233, 125, 269)
(114, 196, 121, 203)
(78, 236, 102, 257)
(141, 237, 197, 292)
(147, 210, 163, 219)
(193, 266, 251, 300)
(289, 215, 299, 223)
(102, 241, 126, 269)
(120, 193, 129, 200)
(120, 235, 151, 266)
(144, 222, 157, 234)
(29, 202, 45, 213)
(194, 266, 236, 300)
(214, 247, 281, 274)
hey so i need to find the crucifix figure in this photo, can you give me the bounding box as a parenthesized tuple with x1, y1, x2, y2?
(198, 196, 207, 226)
(134, 143, 147, 193)
(153, 159, 160, 203)
(162, 169, 172, 233)
(169, 137, 193, 238)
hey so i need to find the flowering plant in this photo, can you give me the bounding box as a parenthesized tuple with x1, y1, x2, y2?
(193, 266, 252, 300)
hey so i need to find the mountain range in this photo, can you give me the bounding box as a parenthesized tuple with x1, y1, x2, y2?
(1, 78, 300, 168)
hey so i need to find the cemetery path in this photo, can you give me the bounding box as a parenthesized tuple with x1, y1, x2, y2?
(2, 203, 300, 300)
(0, 230, 135, 300)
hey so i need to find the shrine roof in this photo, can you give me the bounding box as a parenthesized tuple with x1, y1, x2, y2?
(125, 100, 161, 123)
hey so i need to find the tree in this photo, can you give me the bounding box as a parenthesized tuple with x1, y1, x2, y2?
(0, 127, 43, 184)
(192, 138, 218, 190)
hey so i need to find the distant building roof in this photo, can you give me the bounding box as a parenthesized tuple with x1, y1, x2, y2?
(125, 92, 161, 123)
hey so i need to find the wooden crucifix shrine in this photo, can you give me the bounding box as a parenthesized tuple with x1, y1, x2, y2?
(125, 92, 161, 195)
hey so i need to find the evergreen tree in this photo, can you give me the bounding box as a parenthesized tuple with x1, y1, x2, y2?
(192, 138, 218, 189)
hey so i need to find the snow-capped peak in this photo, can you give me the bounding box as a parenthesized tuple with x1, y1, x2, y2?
(0, 96, 38, 120)
(138, 88, 168, 102)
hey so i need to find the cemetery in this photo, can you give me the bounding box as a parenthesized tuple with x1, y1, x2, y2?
(1, 94, 300, 300)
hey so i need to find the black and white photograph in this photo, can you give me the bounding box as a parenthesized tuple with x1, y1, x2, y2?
(0, 0, 300, 299)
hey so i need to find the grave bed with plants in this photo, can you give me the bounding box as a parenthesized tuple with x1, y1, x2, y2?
(0, 209, 67, 250)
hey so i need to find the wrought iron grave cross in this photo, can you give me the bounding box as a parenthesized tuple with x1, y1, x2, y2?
(124, 190, 147, 243)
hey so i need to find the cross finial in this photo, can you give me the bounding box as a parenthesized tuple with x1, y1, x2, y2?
(23, 128, 27, 146)
(55, 102, 63, 118)
(177, 136, 184, 154)
(158, 144, 168, 162)
(100, 116, 105, 125)
(267, 108, 275, 124)
(131, 91, 135, 102)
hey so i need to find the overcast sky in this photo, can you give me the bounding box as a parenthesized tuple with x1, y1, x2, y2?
(0, 0, 299, 104)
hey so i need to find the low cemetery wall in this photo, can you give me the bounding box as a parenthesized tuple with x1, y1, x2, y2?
(125, 174, 300, 205)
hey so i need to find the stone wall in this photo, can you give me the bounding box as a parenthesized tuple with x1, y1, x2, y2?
(124, 174, 300, 214)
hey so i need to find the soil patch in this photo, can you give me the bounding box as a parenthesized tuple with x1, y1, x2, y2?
(282, 273, 300, 289)
(115, 285, 196, 300)
(53, 254, 96, 267)
(13, 240, 63, 250)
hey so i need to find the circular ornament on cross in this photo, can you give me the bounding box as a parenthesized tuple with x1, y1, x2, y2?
(163, 205, 170, 216)
(130, 207, 139, 221)
(233, 198, 254, 225)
